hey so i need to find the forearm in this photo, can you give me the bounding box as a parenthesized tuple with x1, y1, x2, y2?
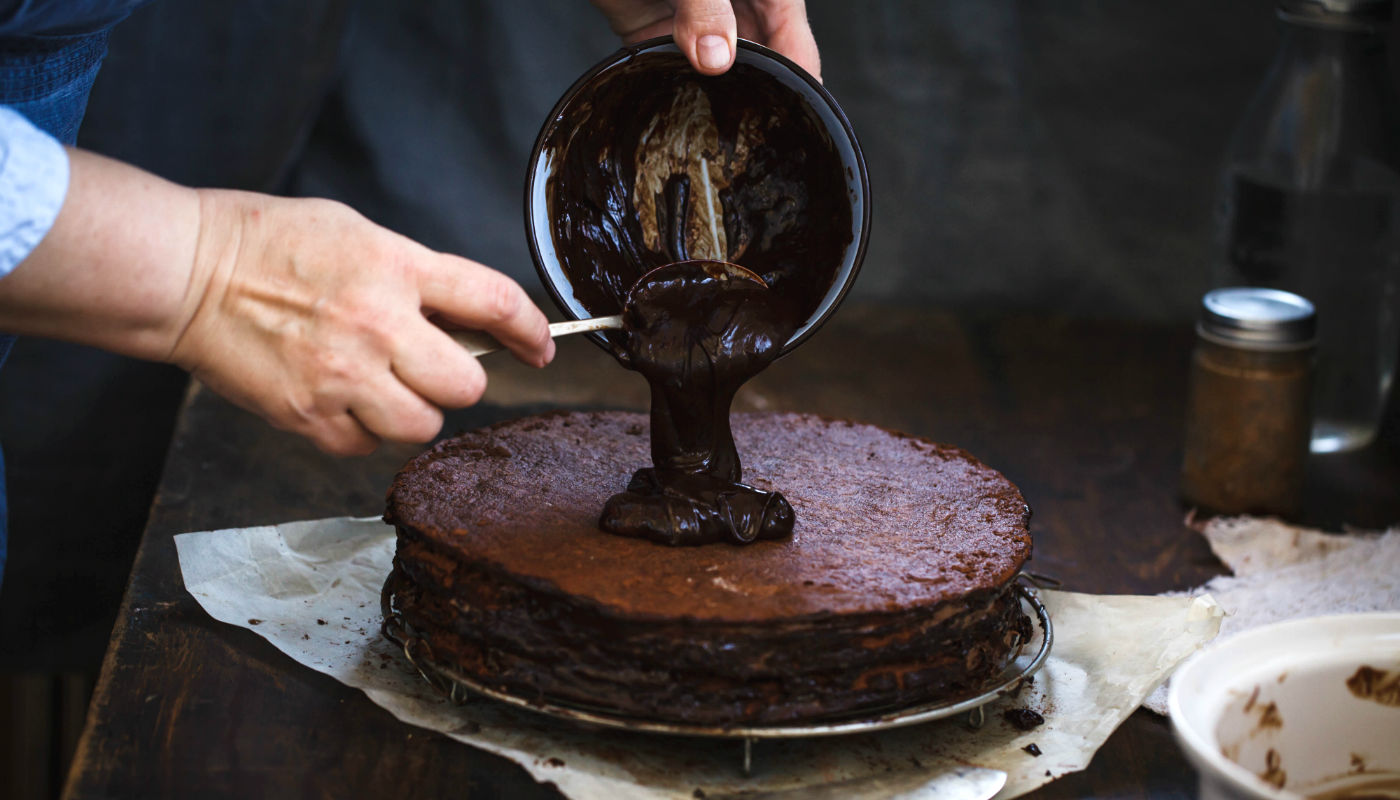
(0, 147, 206, 362)
(0, 143, 553, 455)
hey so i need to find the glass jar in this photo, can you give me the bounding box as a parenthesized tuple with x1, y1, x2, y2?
(1181, 288, 1316, 518)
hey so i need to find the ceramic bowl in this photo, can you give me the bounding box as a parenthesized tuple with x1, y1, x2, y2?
(524, 36, 869, 356)
(1169, 613, 1400, 800)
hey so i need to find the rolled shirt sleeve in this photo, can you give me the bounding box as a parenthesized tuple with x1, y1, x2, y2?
(0, 104, 69, 277)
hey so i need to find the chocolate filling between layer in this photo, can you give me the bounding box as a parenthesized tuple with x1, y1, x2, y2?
(388, 544, 1029, 724)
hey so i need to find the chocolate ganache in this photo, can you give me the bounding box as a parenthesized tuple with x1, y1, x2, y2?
(537, 48, 856, 546)
(603, 261, 797, 545)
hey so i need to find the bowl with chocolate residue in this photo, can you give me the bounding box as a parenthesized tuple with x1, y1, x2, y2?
(525, 35, 869, 357)
(1169, 613, 1400, 800)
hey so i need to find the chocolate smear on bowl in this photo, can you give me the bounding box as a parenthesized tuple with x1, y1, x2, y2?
(1346, 665, 1400, 707)
(1261, 747, 1288, 790)
(1257, 700, 1283, 729)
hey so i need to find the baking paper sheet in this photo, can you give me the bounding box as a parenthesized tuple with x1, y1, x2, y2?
(1144, 516, 1400, 715)
(175, 516, 1222, 799)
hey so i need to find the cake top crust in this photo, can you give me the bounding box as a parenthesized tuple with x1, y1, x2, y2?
(385, 411, 1031, 622)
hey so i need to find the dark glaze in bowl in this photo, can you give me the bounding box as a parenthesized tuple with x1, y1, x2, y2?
(525, 36, 869, 356)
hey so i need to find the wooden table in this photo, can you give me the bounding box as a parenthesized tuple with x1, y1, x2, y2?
(62, 305, 1400, 798)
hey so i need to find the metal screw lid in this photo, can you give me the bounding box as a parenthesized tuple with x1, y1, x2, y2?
(1199, 287, 1317, 348)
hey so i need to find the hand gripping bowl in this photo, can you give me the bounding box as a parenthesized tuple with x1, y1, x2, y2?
(524, 36, 870, 356)
(1169, 613, 1400, 800)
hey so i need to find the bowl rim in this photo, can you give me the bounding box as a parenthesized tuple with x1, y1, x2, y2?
(1167, 611, 1400, 800)
(522, 34, 871, 356)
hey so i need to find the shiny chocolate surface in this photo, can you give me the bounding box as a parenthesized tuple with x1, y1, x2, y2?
(601, 261, 796, 544)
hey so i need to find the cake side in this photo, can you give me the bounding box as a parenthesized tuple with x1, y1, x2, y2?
(387, 555, 1028, 723)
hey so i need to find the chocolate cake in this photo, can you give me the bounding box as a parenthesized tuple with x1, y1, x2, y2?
(383, 410, 1033, 725)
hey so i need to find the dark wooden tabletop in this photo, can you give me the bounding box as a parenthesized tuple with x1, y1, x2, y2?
(61, 304, 1400, 799)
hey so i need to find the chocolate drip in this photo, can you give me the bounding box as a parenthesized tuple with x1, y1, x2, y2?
(540, 49, 855, 546)
(600, 262, 797, 545)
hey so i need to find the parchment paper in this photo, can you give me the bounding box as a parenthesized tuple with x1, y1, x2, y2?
(1144, 516, 1400, 715)
(175, 517, 1222, 799)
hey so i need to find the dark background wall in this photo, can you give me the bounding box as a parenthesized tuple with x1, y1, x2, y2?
(75, 0, 1288, 321)
(0, 0, 1346, 796)
(288, 0, 1281, 321)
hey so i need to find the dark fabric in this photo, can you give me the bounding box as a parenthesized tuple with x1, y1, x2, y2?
(0, 0, 146, 37)
(77, 0, 352, 192)
(0, 333, 8, 591)
(0, 2, 142, 591)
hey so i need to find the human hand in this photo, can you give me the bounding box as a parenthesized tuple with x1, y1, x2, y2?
(591, 0, 821, 81)
(169, 190, 554, 456)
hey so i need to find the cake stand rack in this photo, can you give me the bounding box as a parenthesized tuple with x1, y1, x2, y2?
(382, 579, 1053, 776)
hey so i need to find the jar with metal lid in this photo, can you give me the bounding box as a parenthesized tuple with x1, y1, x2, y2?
(1180, 287, 1316, 518)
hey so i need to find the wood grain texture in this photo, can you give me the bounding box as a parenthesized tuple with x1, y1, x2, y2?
(63, 305, 1400, 799)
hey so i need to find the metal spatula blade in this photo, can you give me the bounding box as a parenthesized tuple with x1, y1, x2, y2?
(451, 314, 624, 357)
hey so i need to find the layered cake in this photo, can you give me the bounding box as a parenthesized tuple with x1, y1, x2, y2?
(383, 410, 1033, 725)
(387, 40, 1025, 727)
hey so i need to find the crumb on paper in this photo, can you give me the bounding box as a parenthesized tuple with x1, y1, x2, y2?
(1023, 743, 1041, 756)
(1003, 708, 1045, 730)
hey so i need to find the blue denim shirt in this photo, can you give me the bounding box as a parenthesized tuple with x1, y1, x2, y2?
(0, 106, 67, 276)
(0, 0, 151, 587)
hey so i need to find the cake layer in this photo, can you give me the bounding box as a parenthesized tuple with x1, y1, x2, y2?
(383, 411, 1034, 724)
(387, 558, 1029, 723)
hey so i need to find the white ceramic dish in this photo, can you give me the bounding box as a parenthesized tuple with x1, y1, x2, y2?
(1169, 613, 1400, 800)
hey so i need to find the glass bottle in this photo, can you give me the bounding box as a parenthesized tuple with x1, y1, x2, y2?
(1213, 0, 1400, 453)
